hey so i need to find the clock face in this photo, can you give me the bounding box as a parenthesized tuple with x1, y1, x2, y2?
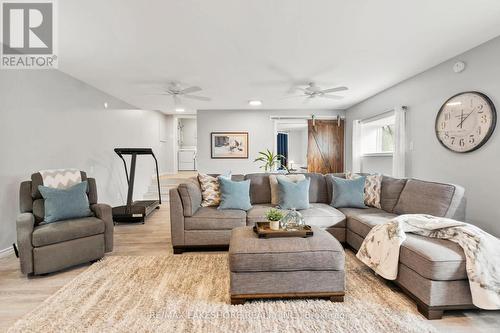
(436, 92, 496, 153)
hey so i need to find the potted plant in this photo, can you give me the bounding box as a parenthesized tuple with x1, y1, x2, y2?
(254, 149, 284, 172)
(265, 208, 284, 230)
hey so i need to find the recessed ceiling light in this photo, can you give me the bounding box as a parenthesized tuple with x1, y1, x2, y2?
(248, 100, 262, 106)
(103, 102, 108, 109)
(175, 107, 185, 112)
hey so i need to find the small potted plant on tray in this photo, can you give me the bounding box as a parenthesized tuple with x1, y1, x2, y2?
(265, 208, 284, 230)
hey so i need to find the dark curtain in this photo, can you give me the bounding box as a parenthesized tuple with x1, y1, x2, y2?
(277, 133, 288, 169)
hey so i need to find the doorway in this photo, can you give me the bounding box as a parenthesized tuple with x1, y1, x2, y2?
(273, 117, 345, 174)
(275, 119, 308, 172)
(176, 116, 197, 171)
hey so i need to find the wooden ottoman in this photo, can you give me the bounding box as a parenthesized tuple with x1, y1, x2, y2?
(228, 226, 345, 305)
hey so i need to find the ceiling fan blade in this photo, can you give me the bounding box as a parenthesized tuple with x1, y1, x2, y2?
(320, 86, 348, 94)
(144, 93, 170, 95)
(180, 86, 202, 94)
(321, 94, 344, 100)
(183, 94, 211, 101)
(173, 95, 181, 105)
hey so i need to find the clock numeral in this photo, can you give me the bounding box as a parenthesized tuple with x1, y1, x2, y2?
(451, 137, 456, 145)
(444, 132, 449, 139)
(444, 113, 451, 121)
(477, 127, 482, 135)
(440, 122, 446, 130)
(459, 138, 465, 147)
(469, 135, 475, 144)
(481, 115, 488, 123)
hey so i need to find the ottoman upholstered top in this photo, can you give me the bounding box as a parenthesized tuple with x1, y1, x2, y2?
(229, 226, 345, 273)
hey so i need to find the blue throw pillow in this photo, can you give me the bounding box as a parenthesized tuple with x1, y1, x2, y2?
(38, 181, 92, 223)
(217, 177, 252, 211)
(276, 176, 310, 210)
(329, 176, 367, 209)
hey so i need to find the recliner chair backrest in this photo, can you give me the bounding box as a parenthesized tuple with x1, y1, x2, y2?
(19, 171, 98, 225)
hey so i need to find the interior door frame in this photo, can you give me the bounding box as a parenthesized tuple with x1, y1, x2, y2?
(272, 116, 346, 171)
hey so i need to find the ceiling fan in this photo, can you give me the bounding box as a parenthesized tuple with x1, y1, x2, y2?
(292, 82, 348, 102)
(149, 82, 212, 105)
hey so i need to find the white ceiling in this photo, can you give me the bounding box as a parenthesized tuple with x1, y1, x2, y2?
(59, 0, 500, 114)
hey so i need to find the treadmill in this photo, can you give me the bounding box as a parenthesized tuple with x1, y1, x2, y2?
(112, 148, 161, 223)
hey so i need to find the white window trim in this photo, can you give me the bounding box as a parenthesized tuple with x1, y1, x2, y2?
(362, 152, 393, 157)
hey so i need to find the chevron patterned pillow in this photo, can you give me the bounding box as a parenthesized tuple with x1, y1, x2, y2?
(346, 172, 382, 209)
(198, 173, 231, 207)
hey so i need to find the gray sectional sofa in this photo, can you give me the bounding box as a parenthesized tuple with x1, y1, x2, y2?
(170, 172, 469, 319)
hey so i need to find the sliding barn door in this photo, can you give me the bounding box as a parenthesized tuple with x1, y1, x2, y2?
(307, 119, 344, 174)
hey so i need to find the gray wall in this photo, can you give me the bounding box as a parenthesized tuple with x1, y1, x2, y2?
(361, 156, 392, 175)
(197, 109, 344, 174)
(345, 36, 500, 236)
(0, 70, 175, 251)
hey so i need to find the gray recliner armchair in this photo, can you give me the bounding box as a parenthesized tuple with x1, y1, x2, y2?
(16, 171, 114, 275)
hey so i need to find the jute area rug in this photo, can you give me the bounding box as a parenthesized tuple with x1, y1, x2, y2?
(9, 251, 436, 333)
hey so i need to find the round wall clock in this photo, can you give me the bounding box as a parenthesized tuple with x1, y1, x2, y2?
(435, 91, 496, 153)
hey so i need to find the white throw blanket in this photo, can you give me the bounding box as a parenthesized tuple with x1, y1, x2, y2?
(356, 214, 500, 310)
(39, 168, 82, 189)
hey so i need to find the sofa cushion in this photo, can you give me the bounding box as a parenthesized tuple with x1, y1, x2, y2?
(198, 172, 231, 207)
(32, 217, 105, 247)
(246, 204, 274, 225)
(300, 203, 346, 229)
(178, 182, 202, 217)
(184, 207, 246, 230)
(229, 226, 344, 272)
(339, 207, 397, 238)
(380, 176, 407, 212)
(218, 177, 252, 211)
(247, 203, 346, 229)
(269, 174, 305, 205)
(277, 176, 310, 210)
(306, 173, 329, 203)
(400, 234, 467, 281)
(330, 176, 367, 209)
(394, 179, 455, 217)
(38, 181, 92, 223)
(325, 172, 346, 203)
(245, 173, 272, 204)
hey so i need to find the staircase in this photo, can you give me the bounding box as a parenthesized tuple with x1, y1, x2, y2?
(142, 174, 198, 203)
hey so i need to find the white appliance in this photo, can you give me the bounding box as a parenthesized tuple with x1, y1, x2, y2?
(178, 149, 196, 171)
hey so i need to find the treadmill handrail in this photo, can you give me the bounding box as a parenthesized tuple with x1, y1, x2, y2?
(114, 148, 162, 205)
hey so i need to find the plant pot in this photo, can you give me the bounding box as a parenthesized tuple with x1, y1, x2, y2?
(269, 220, 280, 230)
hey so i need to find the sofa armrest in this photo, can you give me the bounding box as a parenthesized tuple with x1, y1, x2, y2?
(177, 182, 202, 217)
(169, 188, 185, 247)
(16, 213, 35, 274)
(91, 203, 114, 252)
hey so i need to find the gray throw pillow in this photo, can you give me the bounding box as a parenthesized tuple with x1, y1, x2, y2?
(38, 181, 92, 223)
(276, 176, 310, 210)
(329, 176, 367, 209)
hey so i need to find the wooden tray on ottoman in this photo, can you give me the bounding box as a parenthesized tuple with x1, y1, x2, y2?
(253, 222, 313, 238)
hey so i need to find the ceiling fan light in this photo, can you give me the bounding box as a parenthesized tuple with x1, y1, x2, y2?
(248, 100, 262, 106)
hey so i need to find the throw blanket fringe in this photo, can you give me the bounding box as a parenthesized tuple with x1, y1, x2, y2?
(356, 214, 500, 310)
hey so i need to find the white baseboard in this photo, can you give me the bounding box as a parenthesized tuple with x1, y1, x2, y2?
(0, 246, 14, 259)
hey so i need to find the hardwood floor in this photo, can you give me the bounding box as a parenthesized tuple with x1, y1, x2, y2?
(1, 199, 499, 332)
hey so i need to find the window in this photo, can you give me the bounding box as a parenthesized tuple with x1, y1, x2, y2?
(361, 114, 395, 155)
